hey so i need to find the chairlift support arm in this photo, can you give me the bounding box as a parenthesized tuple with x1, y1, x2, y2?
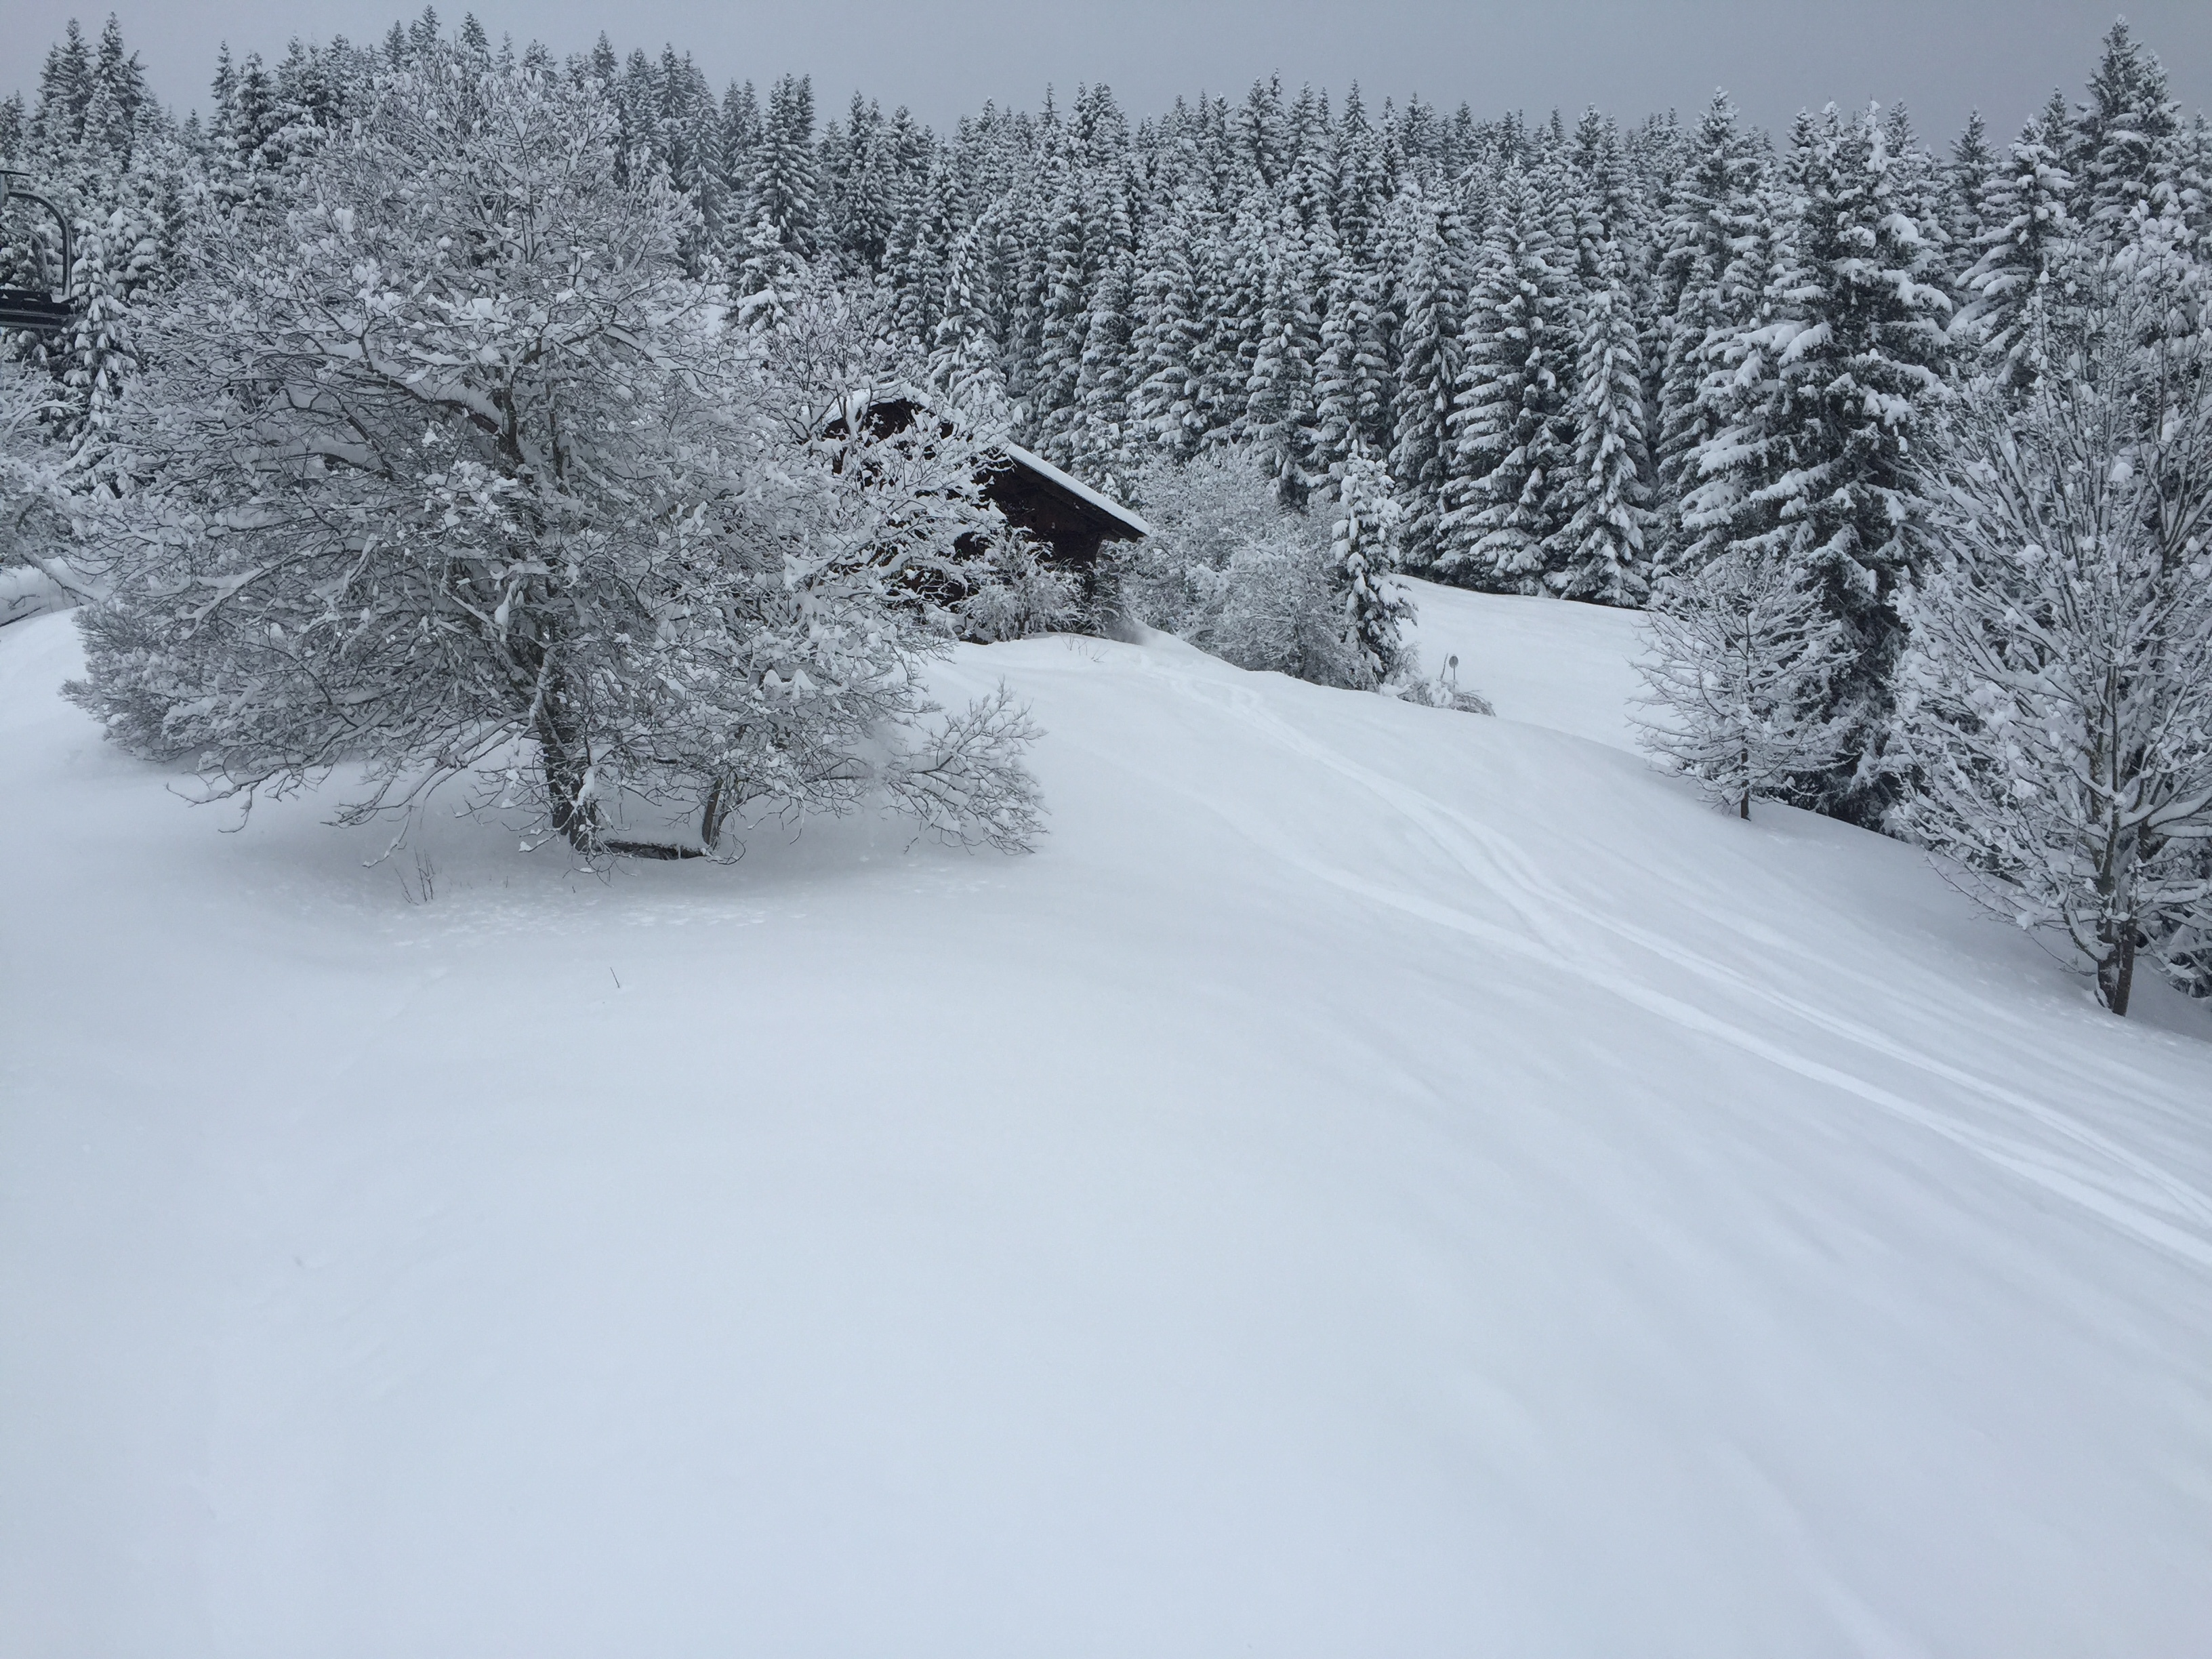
(0, 171, 75, 334)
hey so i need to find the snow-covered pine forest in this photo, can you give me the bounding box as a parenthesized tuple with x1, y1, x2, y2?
(7, 12, 2203, 570)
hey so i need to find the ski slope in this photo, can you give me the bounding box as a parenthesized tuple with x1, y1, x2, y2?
(4, 590, 2211, 1658)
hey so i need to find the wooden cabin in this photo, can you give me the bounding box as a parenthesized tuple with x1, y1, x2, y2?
(979, 436, 1153, 570)
(840, 395, 1152, 579)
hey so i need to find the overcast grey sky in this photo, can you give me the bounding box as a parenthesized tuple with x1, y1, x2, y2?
(5, 1, 2207, 146)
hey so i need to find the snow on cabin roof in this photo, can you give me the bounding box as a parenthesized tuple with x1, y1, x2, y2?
(824, 387, 1155, 541)
(994, 439, 1154, 539)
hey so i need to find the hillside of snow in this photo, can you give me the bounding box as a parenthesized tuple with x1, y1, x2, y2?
(1405, 577, 1650, 750)
(4, 590, 2211, 1658)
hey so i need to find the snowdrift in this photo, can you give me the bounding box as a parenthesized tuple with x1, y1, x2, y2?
(3, 586, 2210, 1658)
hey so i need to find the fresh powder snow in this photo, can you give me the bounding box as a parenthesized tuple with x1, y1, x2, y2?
(3, 594, 2211, 1657)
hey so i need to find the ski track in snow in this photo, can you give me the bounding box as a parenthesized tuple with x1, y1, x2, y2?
(1124, 648, 2212, 1271)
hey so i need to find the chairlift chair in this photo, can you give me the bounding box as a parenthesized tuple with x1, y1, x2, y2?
(0, 171, 75, 335)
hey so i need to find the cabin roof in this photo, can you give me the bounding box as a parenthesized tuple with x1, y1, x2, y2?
(994, 439, 1154, 541)
(825, 388, 1152, 548)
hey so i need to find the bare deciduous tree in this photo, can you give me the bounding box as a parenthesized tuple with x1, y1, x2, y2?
(1894, 241, 2212, 1013)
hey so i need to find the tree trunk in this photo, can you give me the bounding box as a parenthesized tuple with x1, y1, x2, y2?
(2100, 929, 2136, 1017)
(700, 776, 730, 850)
(534, 693, 598, 853)
(2095, 823, 2137, 1016)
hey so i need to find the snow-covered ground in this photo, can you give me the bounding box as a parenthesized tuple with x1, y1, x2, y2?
(1405, 576, 1649, 750)
(5, 592, 2211, 1658)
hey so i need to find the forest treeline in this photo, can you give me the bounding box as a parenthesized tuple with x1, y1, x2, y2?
(5, 14, 2201, 583)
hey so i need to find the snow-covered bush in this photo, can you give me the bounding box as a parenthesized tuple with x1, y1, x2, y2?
(1117, 451, 1273, 632)
(66, 47, 1042, 862)
(1893, 243, 2212, 1015)
(1122, 448, 1408, 691)
(1212, 531, 1367, 686)
(1394, 653, 1496, 716)
(1635, 550, 1846, 819)
(953, 527, 1084, 643)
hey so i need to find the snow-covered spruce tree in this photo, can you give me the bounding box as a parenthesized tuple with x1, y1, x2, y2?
(1635, 550, 1845, 821)
(1556, 230, 1654, 605)
(2179, 114, 2212, 248)
(1128, 183, 1209, 464)
(1309, 234, 1391, 492)
(1212, 187, 1273, 450)
(1650, 94, 1767, 572)
(47, 184, 166, 495)
(732, 200, 806, 329)
(754, 73, 820, 261)
(2069, 20, 2180, 251)
(1673, 171, 1790, 579)
(1026, 134, 1086, 465)
(1386, 185, 1467, 575)
(1566, 107, 1639, 291)
(822, 92, 897, 280)
(880, 160, 942, 346)
(1189, 199, 1251, 453)
(70, 47, 1042, 862)
(1243, 201, 1325, 506)
(1954, 117, 2075, 390)
(1693, 105, 1952, 827)
(1441, 165, 1574, 592)
(1071, 256, 1139, 495)
(1893, 243, 2212, 1016)
(4, 14, 197, 495)
(709, 75, 761, 263)
(1544, 108, 1654, 606)
(1328, 449, 1413, 687)
(1879, 104, 1950, 281)
(926, 209, 1010, 424)
(1340, 130, 1401, 469)
(1941, 111, 1998, 285)
(1063, 87, 1139, 494)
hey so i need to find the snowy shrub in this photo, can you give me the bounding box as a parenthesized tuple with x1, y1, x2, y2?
(1393, 653, 1496, 716)
(1118, 451, 1277, 634)
(954, 529, 1085, 643)
(67, 46, 1042, 863)
(1208, 529, 1366, 686)
(1124, 448, 1413, 692)
(1893, 241, 2212, 1015)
